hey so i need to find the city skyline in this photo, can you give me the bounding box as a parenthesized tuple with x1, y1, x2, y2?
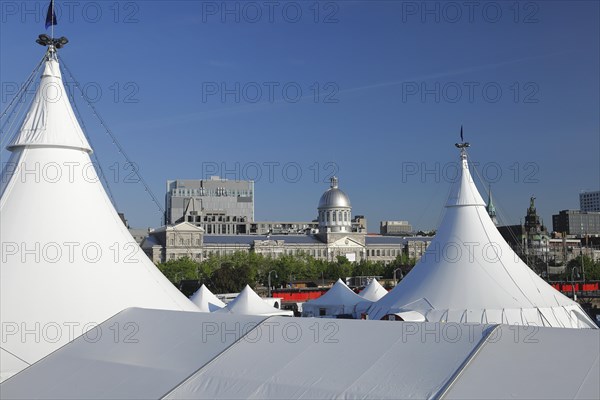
(1, 1, 598, 231)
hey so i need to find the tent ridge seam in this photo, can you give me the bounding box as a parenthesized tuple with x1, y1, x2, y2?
(433, 324, 501, 400)
(159, 315, 270, 399)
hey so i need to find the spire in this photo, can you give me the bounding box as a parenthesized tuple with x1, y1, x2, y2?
(446, 139, 485, 207)
(487, 185, 498, 225)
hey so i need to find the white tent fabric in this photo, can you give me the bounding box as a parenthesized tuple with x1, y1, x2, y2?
(214, 285, 293, 316)
(302, 279, 366, 317)
(368, 149, 597, 329)
(0, 309, 267, 399)
(0, 54, 197, 381)
(189, 285, 226, 312)
(358, 278, 388, 301)
(2, 308, 598, 399)
(443, 326, 600, 399)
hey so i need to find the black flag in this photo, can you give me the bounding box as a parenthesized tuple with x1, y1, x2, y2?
(460, 125, 463, 142)
(45, 0, 57, 29)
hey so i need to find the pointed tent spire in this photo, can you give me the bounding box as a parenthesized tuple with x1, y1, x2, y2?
(1, 52, 197, 381)
(367, 142, 597, 329)
(302, 279, 365, 317)
(215, 285, 292, 316)
(7, 57, 91, 153)
(359, 278, 388, 302)
(189, 285, 225, 312)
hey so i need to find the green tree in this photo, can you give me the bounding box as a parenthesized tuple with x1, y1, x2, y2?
(567, 255, 600, 281)
(156, 257, 201, 286)
(353, 259, 385, 278)
(324, 256, 353, 281)
(210, 261, 258, 293)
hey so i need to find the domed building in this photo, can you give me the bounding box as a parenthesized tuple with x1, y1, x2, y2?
(144, 175, 428, 267)
(315, 177, 366, 260)
(318, 177, 352, 234)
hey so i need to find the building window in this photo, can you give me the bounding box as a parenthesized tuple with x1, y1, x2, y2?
(333, 212, 336, 222)
(327, 211, 331, 222)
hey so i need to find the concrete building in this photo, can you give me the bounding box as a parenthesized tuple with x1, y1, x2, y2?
(165, 177, 254, 234)
(380, 221, 412, 235)
(552, 210, 600, 236)
(580, 190, 600, 212)
(143, 177, 431, 264)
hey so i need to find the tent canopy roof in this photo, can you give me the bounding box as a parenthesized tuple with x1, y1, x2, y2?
(359, 278, 388, 302)
(215, 285, 292, 316)
(305, 279, 365, 307)
(368, 149, 596, 329)
(189, 285, 225, 312)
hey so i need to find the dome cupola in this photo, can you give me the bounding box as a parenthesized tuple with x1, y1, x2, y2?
(318, 177, 352, 233)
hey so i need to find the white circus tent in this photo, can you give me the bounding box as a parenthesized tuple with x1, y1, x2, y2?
(0, 49, 197, 381)
(189, 285, 226, 312)
(368, 145, 597, 329)
(215, 285, 293, 316)
(358, 278, 388, 302)
(302, 279, 365, 317)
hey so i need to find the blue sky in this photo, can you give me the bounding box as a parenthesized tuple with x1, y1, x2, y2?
(1, 0, 599, 231)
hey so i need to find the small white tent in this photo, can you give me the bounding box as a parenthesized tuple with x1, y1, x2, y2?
(189, 285, 226, 312)
(0, 50, 197, 381)
(359, 278, 388, 302)
(368, 145, 597, 329)
(302, 279, 365, 317)
(215, 285, 293, 316)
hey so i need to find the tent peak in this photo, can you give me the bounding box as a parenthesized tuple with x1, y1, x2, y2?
(7, 57, 92, 153)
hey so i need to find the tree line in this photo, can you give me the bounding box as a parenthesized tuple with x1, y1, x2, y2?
(157, 252, 416, 295)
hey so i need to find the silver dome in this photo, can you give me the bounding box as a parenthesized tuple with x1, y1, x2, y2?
(318, 177, 351, 209)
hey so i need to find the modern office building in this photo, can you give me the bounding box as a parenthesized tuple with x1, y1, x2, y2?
(552, 210, 600, 236)
(580, 190, 600, 212)
(165, 177, 254, 234)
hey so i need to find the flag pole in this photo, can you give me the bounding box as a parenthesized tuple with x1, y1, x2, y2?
(51, 0, 55, 39)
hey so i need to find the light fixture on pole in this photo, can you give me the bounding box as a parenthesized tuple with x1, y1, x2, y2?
(571, 267, 580, 301)
(394, 268, 403, 286)
(268, 270, 277, 298)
